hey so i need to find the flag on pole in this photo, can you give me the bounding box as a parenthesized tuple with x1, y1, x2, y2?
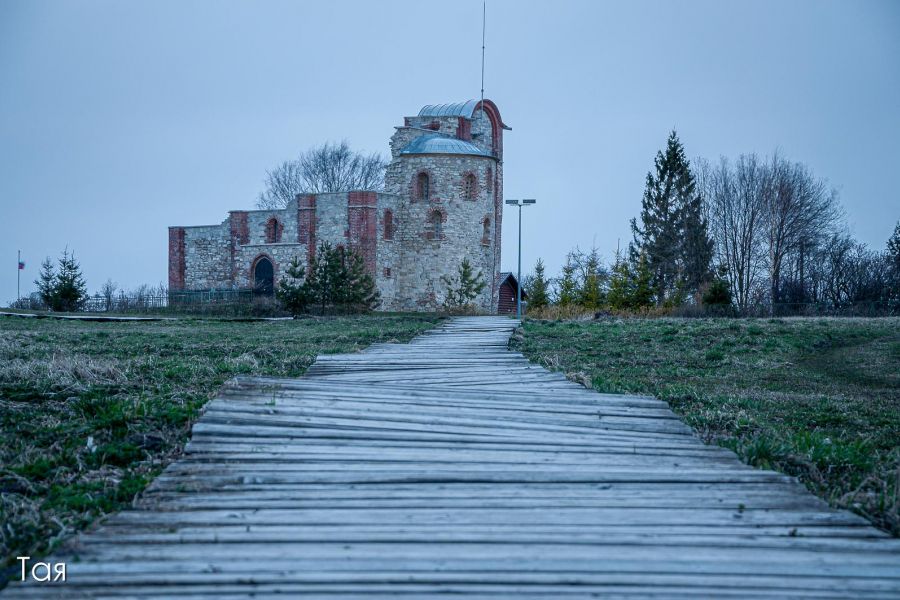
(18, 261, 25, 270)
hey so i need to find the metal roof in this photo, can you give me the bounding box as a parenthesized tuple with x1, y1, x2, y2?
(418, 100, 480, 118)
(399, 134, 491, 157)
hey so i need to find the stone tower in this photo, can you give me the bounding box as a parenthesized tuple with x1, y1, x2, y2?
(385, 99, 508, 311)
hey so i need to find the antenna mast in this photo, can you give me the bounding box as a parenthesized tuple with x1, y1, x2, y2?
(480, 1, 485, 121)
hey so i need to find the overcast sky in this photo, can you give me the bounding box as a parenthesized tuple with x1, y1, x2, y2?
(1, 0, 898, 303)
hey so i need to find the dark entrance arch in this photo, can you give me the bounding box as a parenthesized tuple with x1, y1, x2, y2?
(252, 256, 274, 295)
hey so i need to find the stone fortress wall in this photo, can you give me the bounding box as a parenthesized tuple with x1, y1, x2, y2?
(168, 99, 507, 312)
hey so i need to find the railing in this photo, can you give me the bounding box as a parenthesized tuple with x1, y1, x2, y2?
(80, 289, 269, 314)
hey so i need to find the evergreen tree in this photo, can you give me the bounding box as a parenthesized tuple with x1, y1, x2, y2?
(35, 250, 88, 312)
(525, 258, 550, 310)
(631, 130, 712, 305)
(290, 241, 379, 314)
(888, 221, 900, 271)
(276, 257, 312, 316)
(578, 246, 605, 310)
(556, 253, 580, 307)
(702, 277, 733, 308)
(36, 257, 56, 309)
(680, 190, 714, 299)
(632, 251, 655, 308)
(441, 258, 486, 311)
(54, 250, 88, 312)
(308, 242, 343, 313)
(606, 251, 633, 310)
(343, 250, 380, 310)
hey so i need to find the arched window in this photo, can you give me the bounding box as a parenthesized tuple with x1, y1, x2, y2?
(464, 173, 477, 201)
(417, 172, 430, 202)
(383, 209, 394, 240)
(486, 167, 493, 195)
(428, 210, 443, 240)
(482, 217, 491, 245)
(265, 217, 282, 243)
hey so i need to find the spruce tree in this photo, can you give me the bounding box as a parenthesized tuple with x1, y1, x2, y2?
(888, 221, 900, 271)
(344, 250, 380, 311)
(631, 130, 711, 306)
(36, 249, 88, 312)
(632, 251, 654, 308)
(578, 246, 605, 310)
(36, 257, 56, 309)
(276, 257, 312, 315)
(607, 251, 633, 310)
(556, 253, 579, 307)
(441, 258, 486, 312)
(306, 242, 381, 314)
(680, 189, 714, 299)
(525, 258, 550, 311)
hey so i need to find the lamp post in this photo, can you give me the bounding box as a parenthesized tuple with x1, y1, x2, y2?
(504, 198, 536, 320)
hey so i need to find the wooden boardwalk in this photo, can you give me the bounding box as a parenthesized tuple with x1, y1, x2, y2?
(5, 316, 899, 598)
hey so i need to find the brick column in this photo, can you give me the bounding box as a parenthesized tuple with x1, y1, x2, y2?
(297, 194, 317, 266)
(347, 191, 377, 275)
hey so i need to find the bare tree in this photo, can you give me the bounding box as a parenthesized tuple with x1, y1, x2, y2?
(99, 279, 118, 312)
(762, 154, 841, 308)
(257, 141, 387, 209)
(699, 155, 767, 312)
(809, 233, 891, 307)
(257, 160, 306, 209)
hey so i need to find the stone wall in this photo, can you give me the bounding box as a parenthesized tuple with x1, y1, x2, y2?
(182, 225, 232, 289)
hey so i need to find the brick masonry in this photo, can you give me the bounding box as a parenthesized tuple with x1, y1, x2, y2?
(168, 99, 507, 313)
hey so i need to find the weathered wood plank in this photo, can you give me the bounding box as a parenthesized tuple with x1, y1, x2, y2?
(4, 316, 899, 599)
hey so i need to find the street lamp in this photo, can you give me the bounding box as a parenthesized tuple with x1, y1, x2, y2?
(505, 198, 537, 320)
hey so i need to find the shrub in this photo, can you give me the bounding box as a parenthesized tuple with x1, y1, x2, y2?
(441, 258, 486, 313)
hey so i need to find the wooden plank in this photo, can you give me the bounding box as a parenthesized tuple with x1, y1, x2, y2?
(4, 315, 898, 599)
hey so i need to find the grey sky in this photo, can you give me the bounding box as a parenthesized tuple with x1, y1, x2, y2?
(1, 0, 898, 303)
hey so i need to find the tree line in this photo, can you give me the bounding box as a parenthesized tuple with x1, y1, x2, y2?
(525, 131, 900, 315)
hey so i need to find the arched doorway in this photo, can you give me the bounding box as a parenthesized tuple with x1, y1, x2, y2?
(252, 256, 274, 295)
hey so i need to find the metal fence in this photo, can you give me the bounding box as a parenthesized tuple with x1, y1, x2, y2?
(80, 289, 268, 314)
(743, 301, 899, 318)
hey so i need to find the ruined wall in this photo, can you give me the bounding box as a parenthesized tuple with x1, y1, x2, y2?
(181, 225, 232, 289)
(168, 99, 506, 313)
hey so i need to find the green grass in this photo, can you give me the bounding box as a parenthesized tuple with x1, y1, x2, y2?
(0, 314, 441, 577)
(515, 317, 900, 535)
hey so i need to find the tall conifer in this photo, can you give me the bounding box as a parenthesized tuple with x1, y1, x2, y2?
(631, 130, 712, 305)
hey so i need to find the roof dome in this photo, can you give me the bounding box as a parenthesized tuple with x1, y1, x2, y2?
(418, 100, 480, 118)
(400, 134, 491, 157)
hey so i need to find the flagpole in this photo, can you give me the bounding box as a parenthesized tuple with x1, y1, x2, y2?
(17, 250, 21, 301)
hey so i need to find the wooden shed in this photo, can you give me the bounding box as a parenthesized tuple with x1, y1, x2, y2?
(497, 272, 526, 314)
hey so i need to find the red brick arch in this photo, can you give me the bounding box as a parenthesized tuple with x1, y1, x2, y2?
(425, 207, 447, 241)
(462, 171, 479, 201)
(383, 208, 395, 240)
(250, 253, 277, 293)
(264, 217, 283, 243)
(473, 100, 504, 158)
(410, 169, 436, 203)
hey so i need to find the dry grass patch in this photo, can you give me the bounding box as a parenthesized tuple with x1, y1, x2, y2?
(515, 316, 900, 535)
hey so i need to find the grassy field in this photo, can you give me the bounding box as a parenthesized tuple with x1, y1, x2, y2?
(515, 317, 900, 535)
(0, 314, 440, 577)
